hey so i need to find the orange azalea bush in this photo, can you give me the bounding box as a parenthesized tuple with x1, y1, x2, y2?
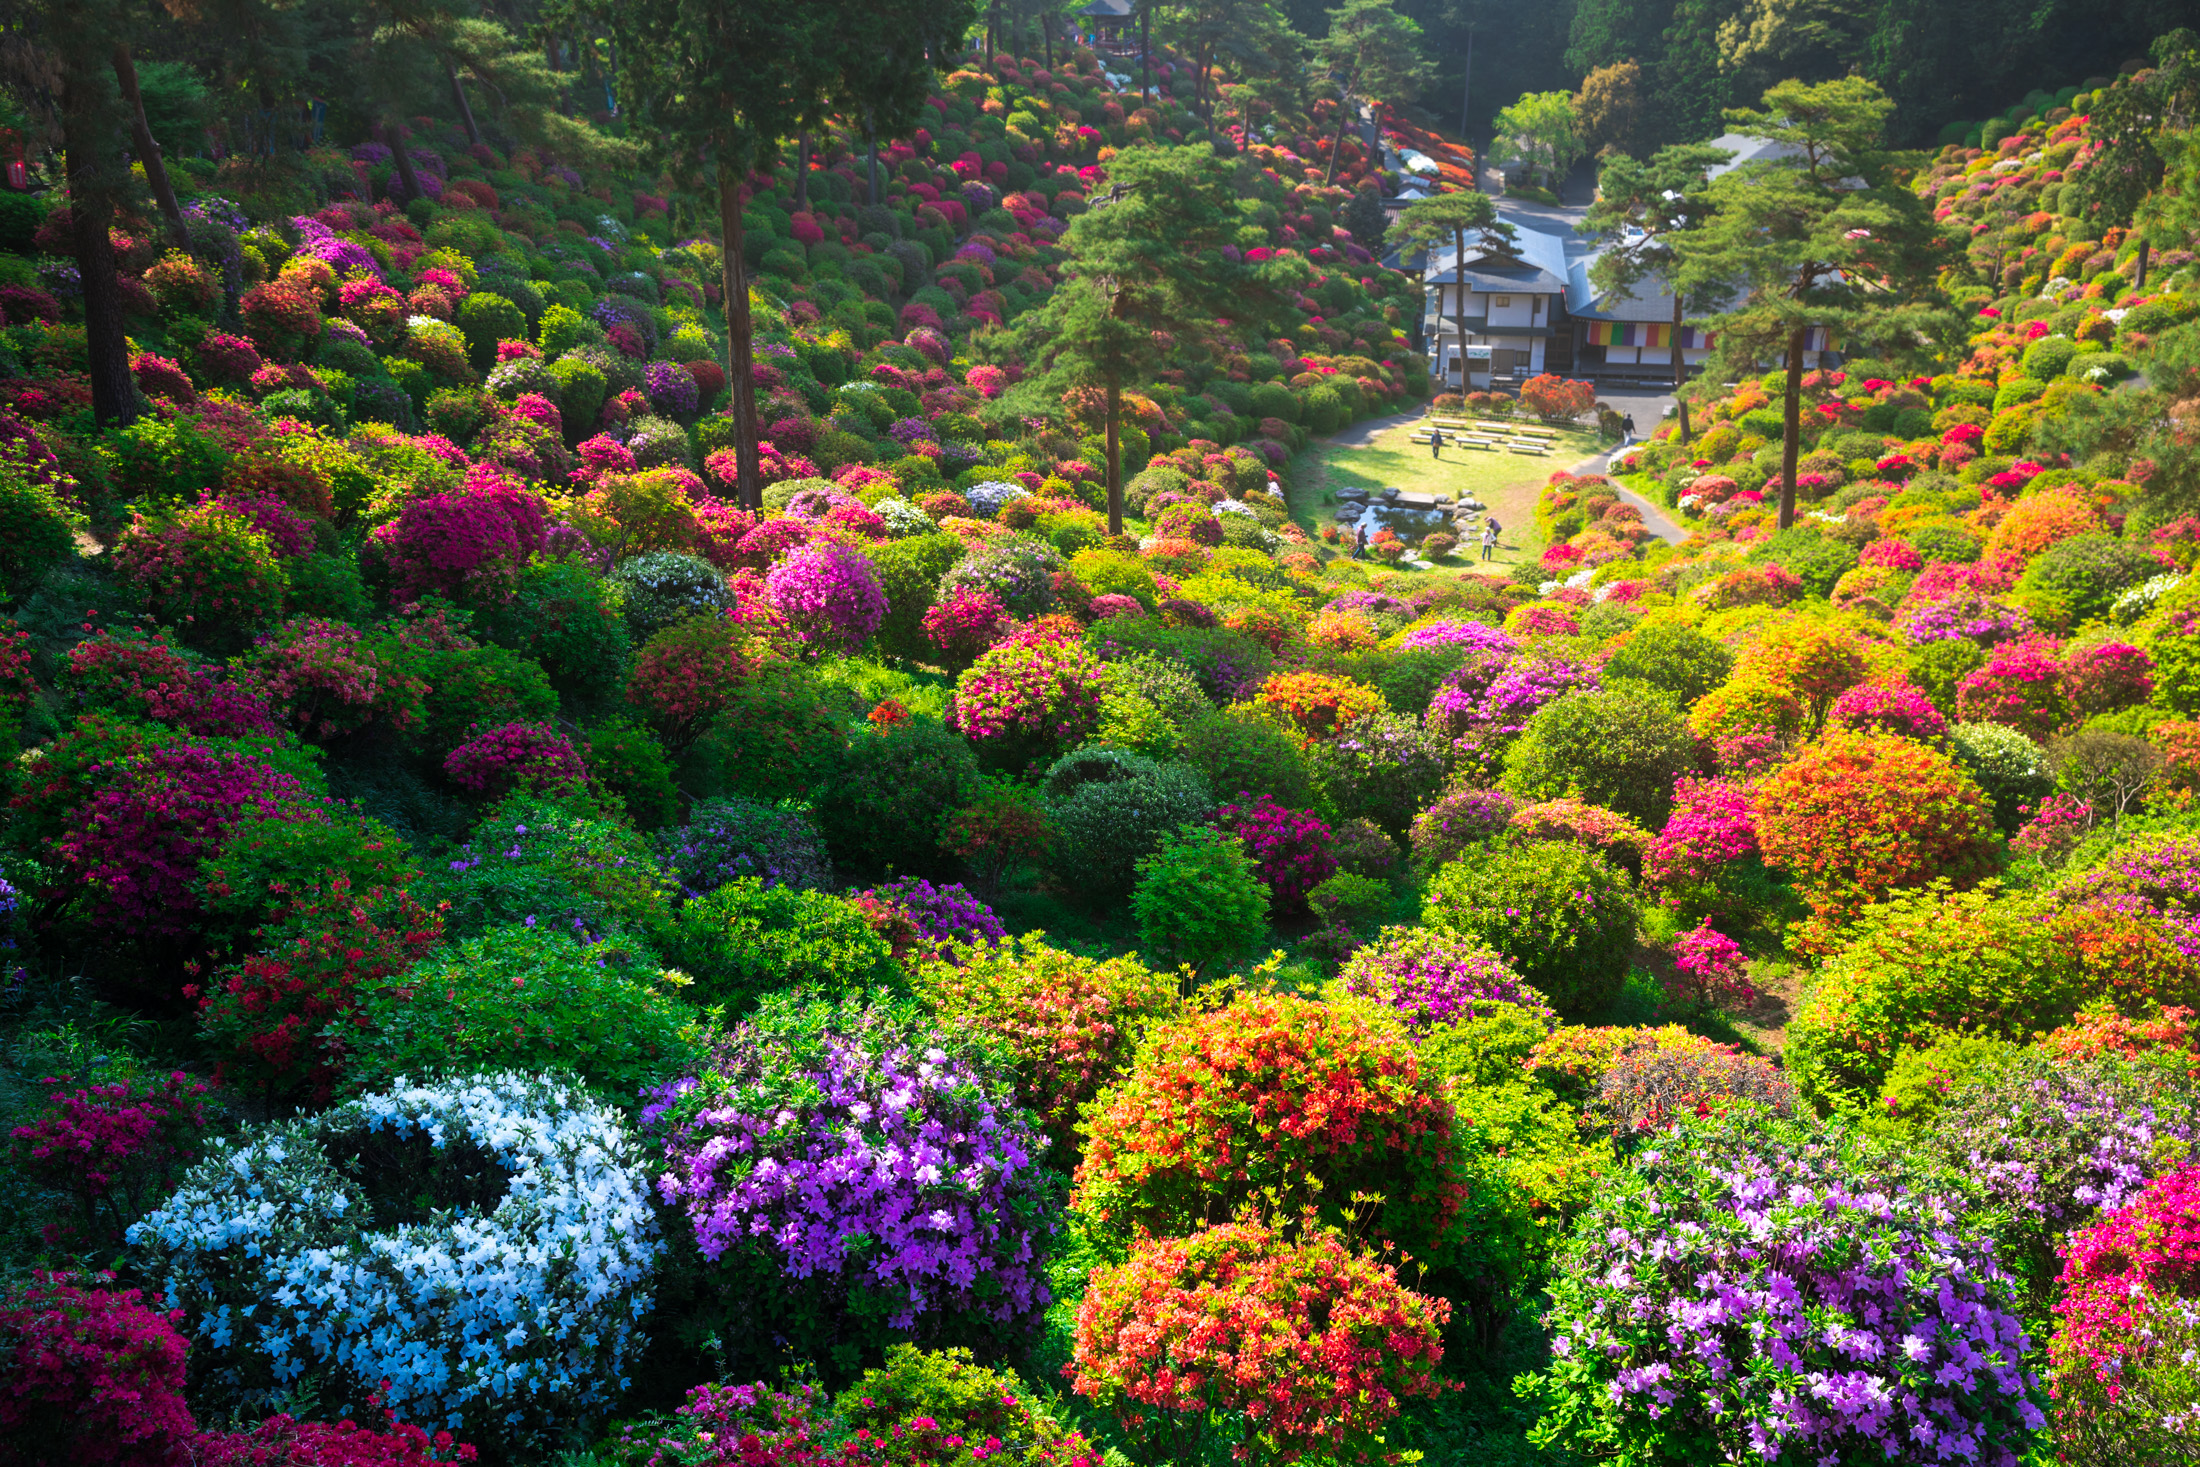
(1068, 1219, 1449, 1467)
(1755, 729, 1996, 934)
(1074, 991, 1472, 1259)
(1251, 670, 1385, 741)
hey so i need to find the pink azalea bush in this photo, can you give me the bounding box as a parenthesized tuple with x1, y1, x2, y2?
(441, 722, 588, 799)
(765, 541, 887, 657)
(1214, 796, 1335, 912)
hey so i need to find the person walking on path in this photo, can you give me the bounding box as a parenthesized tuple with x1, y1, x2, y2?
(1620, 412, 1637, 445)
(1481, 518, 1500, 561)
(1354, 519, 1370, 559)
(1429, 427, 1442, 460)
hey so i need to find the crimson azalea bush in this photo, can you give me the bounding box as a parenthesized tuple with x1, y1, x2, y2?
(1067, 1219, 1449, 1467)
(0, 1273, 197, 1467)
(8, 1072, 211, 1251)
(1074, 990, 1473, 1260)
(948, 619, 1109, 768)
(441, 721, 587, 800)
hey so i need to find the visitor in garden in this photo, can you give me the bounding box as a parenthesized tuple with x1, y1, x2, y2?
(1429, 426, 1442, 459)
(1620, 411, 1637, 443)
(1481, 518, 1500, 560)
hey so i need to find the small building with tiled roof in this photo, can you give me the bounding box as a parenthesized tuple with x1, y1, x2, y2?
(1420, 215, 1572, 389)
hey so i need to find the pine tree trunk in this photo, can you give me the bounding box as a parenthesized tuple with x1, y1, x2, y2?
(2134, 237, 2151, 292)
(385, 120, 423, 202)
(1105, 375, 1123, 536)
(448, 62, 483, 149)
(63, 66, 138, 429)
(717, 154, 762, 510)
(1042, 14, 1053, 71)
(112, 45, 188, 251)
(1779, 324, 1805, 530)
(1325, 92, 1352, 185)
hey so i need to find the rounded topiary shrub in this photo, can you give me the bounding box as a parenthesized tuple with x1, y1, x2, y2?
(1519, 1110, 2042, 1467)
(1075, 990, 1472, 1262)
(667, 877, 902, 1013)
(1337, 925, 1546, 1033)
(1040, 748, 1213, 907)
(1423, 841, 1639, 1019)
(132, 1070, 661, 1452)
(346, 923, 703, 1098)
(1501, 684, 1696, 828)
(810, 716, 983, 883)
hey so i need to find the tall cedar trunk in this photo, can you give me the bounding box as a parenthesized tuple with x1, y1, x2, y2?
(63, 67, 138, 428)
(2135, 237, 2151, 292)
(1141, 7, 1151, 107)
(794, 132, 810, 211)
(385, 120, 423, 201)
(1670, 292, 1689, 443)
(112, 45, 188, 250)
(1325, 90, 1352, 185)
(1105, 375, 1123, 535)
(448, 63, 483, 148)
(986, 0, 996, 65)
(1779, 323, 1805, 530)
(717, 155, 762, 510)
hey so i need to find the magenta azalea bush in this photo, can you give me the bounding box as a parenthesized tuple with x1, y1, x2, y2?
(1338, 926, 1550, 1031)
(765, 541, 887, 656)
(442, 721, 588, 799)
(1214, 795, 1335, 912)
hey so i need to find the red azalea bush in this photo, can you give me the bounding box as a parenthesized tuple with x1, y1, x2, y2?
(1518, 374, 1596, 421)
(1955, 638, 2069, 738)
(1074, 990, 1469, 1258)
(626, 615, 758, 750)
(2044, 1004, 2200, 1076)
(0, 1274, 196, 1467)
(1214, 795, 1335, 912)
(1754, 729, 1995, 934)
(236, 618, 430, 742)
(196, 1410, 477, 1466)
(1252, 670, 1384, 741)
(441, 721, 587, 799)
(947, 620, 1108, 763)
(61, 631, 278, 738)
(1068, 1220, 1449, 1467)
(1584, 1038, 1793, 1137)
(2063, 641, 2154, 717)
(111, 502, 288, 648)
(8, 1072, 210, 1250)
(922, 586, 1014, 670)
(195, 881, 443, 1104)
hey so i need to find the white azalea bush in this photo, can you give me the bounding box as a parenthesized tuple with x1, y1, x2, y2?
(129, 1070, 660, 1448)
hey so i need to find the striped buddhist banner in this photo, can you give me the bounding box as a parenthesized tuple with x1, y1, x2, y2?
(1586, 322, 1719, 349)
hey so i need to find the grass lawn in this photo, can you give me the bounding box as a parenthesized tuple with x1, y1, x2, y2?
(1283, 414, 1609, 576)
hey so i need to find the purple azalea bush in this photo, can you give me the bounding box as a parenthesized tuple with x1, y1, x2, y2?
(644, 360, 700, 418)
(1523, 1110, 2045, 1466)
(1338, 926, 1549, 1031)
(865, 877, 1007, 947)
(2050, 831, 2200, 960)
(642, 995, 1059, 1349)
(1898, 594, 2037, 647)
(765, 541, 887, 656)
(1928, 1050, 2200, 1268)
